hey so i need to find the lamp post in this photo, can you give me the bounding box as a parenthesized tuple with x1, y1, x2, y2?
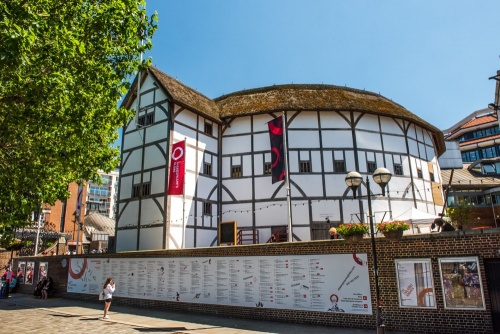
(345, 167, 392, 334)
(34, 207, 51, 256)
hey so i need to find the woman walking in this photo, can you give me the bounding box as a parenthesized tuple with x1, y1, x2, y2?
(102, 277, 115, 319)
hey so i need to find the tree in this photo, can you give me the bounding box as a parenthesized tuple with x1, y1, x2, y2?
(0, 0, 157, 244)
(446, 201, 475, 230)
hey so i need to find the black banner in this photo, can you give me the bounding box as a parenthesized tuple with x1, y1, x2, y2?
(268, 116, 286, 184)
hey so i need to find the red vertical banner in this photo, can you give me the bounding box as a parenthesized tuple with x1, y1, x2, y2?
(268, 116, 286, 184)
(167, 140, 186, 195)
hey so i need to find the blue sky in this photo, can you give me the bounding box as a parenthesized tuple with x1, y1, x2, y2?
(142, 0, 500, 131)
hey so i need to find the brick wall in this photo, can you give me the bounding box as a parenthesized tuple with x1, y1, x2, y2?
(13, 229, 500, 333)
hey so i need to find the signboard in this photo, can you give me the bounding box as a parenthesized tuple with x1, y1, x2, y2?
(218, 221, 237, 245)
(395, 258, 435, 308)
(67, 253, 372, 314)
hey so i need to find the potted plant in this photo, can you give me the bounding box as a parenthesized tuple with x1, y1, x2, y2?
(377, 220, 410, 240)
(337, 223, 369, 243)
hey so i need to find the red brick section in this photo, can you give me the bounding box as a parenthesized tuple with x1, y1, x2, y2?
(13, 229, 500, 333)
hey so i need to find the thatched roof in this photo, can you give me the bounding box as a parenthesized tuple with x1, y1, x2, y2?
(124, 67, 445, 155)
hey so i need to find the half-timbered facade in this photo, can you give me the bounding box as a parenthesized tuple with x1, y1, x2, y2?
(117, 66, 446, 251)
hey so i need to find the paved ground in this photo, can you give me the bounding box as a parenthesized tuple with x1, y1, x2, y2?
(0, 293, 405, 334)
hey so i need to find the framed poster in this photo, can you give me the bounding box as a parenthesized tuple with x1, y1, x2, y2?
(395, 259, 435, 308)
(38, 261, 48, 281)
(438, 257, 485, 310)
(17, 262, 26, 284)
(25, 261, 35, 285)
(218, 221, 237, 245)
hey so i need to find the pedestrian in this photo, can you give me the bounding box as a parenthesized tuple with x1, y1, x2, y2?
(102, 277, 115, 319)
(329, 227, 338, 239)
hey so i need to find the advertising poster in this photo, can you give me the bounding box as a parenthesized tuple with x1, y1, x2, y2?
(438, 257, 485, 310)
(17, 262, 26, 284)
(395, 259, 435, 308)
(38, 262, 48, 281)
(68, 254, 372, 315)
(25, 261, 35, 285)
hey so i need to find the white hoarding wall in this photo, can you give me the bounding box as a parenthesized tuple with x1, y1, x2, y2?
(67, 253, 372, 314)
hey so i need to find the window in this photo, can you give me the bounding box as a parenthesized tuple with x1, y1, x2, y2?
(204, 163, 212, 176)
(142, 182, 151, 196)
(429, 170, 435, 182)
(204, 122, 213, 136)
(232, 166, 242, 178)
(132, 184, 141, 198)
(367, 161, 377, 173)
(394, 163, 403, 176)
(334, 160, 346, 173)
(264, 162, 272, 175)
(137, 109, 155, 127)
(300, 161, 311, 173)
(203, 202, 212, 216)
(417, 168, 423, 179)
(132, 182, 151, 198)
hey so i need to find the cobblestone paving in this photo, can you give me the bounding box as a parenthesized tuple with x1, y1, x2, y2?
(0, 294, 389, 334)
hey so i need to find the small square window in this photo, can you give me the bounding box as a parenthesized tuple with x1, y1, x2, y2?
(334, 160, 346, 173)
(367, 161, 377, 173)
(203, 202, 212, 215)
(232, 166, 242, 178)
(204, 123, 213, 136)
(204, 163, 212, 176)
(394, 163, 403, 176)
(430, 171, 435, 182)
(300, 161, 311, 173)
(264, 162, 272, 175)
(417, 168, 423, 179)
(132, 184, 141, 198)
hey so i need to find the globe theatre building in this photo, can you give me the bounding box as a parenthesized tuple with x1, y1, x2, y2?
(116, 66, 446, 252)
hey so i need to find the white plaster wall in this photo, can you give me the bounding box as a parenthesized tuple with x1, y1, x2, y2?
(139, 227, 163, 251)
(243, 155, 253, 177)
(145, 123, 169, 144)
(292, 175, 324, 197)
(381, 118, 404, 134)
(382, 134, 407, 154)
(288, 130, 320, 149)
(407, 138, 419, 156)
(198, 133, 218, 154)
(311, 199, 341, 221)
(356, 114, 380, 131)
(223, 117, 252, 136)
(319, 111, 351, 128)
(289, 111, 319, 128)
(222, 135, 252, 155)
(222, 178, 253, 201)
(356, 131, 382, 151)
(119, 175, 133, 200)
(116, 229, 138, 252)
(151, 169, 166, 194)
(117, 200, 139, 227)
(174, 108, 197, 129)
(122, 130, 145, 151)
(143, 145, 167, 170)
(196, 229, 217, 247)
(322, 130, 353, 149)
(197, 178, 218, 200)
(140, 198, 163, 226)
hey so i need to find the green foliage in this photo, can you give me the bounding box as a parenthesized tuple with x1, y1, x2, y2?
(446, 201, 475, 230)
(337, 223, 370, 237)
(0, 1, 157, 238)
(376, 220, 410, 233)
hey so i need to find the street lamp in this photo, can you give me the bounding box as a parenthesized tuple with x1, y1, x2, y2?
(345, 167, 392, 334)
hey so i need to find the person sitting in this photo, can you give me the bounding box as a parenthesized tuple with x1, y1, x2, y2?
(9, 276, 17, 293)
(41, 277, 54, 299)
(34, 277, 47, 298)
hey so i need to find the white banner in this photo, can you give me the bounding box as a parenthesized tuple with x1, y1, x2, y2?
(68, 253, 372, 314)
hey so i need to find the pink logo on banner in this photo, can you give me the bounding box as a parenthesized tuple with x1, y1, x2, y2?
(167, 140, 186, 195)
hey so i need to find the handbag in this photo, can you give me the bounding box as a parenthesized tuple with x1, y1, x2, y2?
(98, 290, 105, 301)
